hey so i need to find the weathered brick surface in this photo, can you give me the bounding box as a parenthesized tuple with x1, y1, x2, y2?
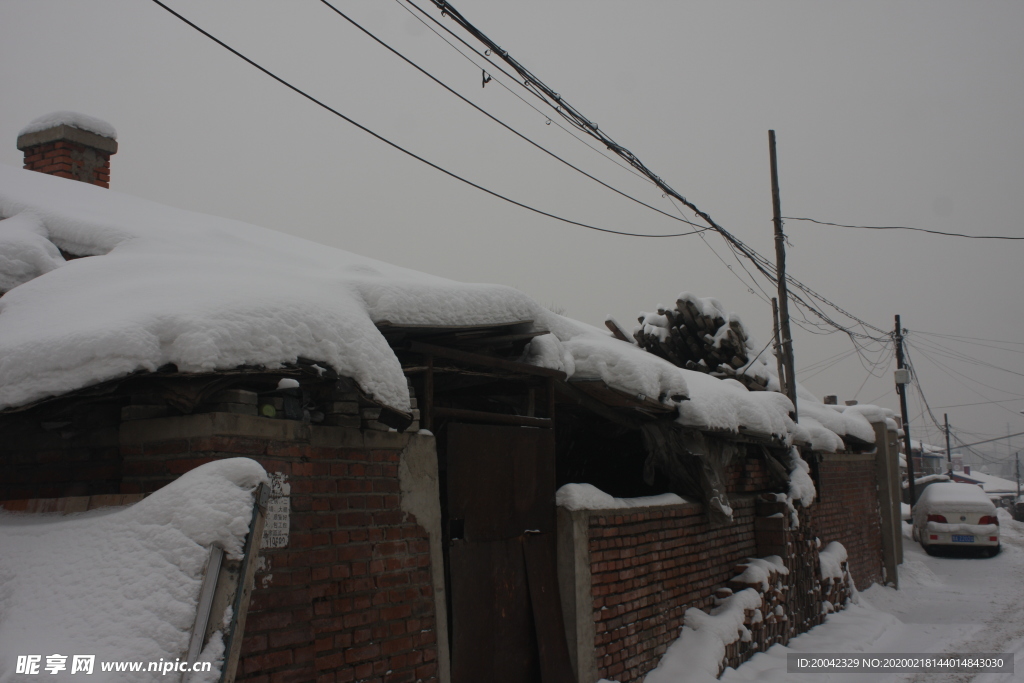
(22, 140, 112, 188)
(807, 458, 884, 589)
(0, 429, 122, 501)
(585, 451, 884, 682)
(588, 498, 757, 682)
(117, 437, 439, 683)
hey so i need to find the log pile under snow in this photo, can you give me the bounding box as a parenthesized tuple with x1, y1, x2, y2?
(634, 293, 770, 392)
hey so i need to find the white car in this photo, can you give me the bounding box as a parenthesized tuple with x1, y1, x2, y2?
(912, 482, 1000, 557)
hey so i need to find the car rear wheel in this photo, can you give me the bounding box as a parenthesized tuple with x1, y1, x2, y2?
(986, 544, 1001, 558)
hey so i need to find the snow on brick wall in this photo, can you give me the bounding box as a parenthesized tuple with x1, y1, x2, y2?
(118, 436, 439, 683)
(808, 458, 884, 589)
(588, 498, 758, 683)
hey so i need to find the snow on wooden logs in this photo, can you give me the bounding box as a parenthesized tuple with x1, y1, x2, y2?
(633, 294, 769, 392)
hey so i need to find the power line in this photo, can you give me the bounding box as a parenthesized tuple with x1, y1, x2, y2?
(393, 0, 655, 187)
(905, 341, 1024, 420)
(784, 216, 1024, 241)
(318, 0, 713, 233)
(952, 431, 1024, 449)
(909, 335, 1024, 382)
(148, 0, 705, 240)
(913, 330, 1024, 347)
(934, 398, 1024, 409)
(415, 0, 892, 342)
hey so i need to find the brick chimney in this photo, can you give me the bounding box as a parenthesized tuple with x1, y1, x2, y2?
(17, 112, 118, 188)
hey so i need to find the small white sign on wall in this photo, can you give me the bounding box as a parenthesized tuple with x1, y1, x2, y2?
(261, 472, 290, 549)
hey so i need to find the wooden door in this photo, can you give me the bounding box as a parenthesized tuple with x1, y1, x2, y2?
(446, 423, 574, 683)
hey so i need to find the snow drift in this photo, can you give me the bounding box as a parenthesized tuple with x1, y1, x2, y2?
(0, 458, 268, 683)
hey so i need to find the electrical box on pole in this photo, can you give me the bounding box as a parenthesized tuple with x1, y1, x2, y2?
(894, 315, 916, 506)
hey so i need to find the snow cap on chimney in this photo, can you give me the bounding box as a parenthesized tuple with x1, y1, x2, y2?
(17, 111, 118, 188)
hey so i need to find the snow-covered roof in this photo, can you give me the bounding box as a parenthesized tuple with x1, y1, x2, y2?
(0, 165, 887, 450)
(952, 470, 1019, 494)
(910, 439, 947, 456)
(18, 111, 117, 140)
(0, 458, 267, 682)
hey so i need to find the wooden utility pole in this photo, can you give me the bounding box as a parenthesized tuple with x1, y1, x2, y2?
(772, 297, 786, 396)
(894, 315, 917, 506)
(944, 413, 952, 474)
(769, 130, 798, 419)
(1016, 452, 1020, 499)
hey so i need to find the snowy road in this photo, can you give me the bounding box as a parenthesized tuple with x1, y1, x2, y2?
(714, 508, 1024, 683)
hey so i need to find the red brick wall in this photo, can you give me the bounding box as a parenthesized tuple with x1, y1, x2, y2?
(120, 435, 439, 683)
(588, 497, 757, 682)
(22, 140, 112, 187)
(580, 451, 887, 682)
(0, 428, 121, 501)
(809, 457, 883, 589)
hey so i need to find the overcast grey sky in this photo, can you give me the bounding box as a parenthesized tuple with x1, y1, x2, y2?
(2, 1, 1022, 467)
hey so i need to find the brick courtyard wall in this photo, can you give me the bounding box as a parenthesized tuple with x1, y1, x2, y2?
(559, 447, 889, 683)
(0, 421, 121, 501)
(587, 497, 757, 682)
(116, 419, 440, 683)
(0, 413, 443, 683)
(557, 449, 772, 683)
(808, 454, 884, 589)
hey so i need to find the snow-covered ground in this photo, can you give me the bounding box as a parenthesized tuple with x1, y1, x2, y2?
(707, 508, 1024, 683)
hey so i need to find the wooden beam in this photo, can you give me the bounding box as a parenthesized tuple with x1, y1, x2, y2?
(552, 381, 642, 430)
(604, 317, 633, 343)
(408, 341, 567, 380)
(423, 356, 433, 432)
(432, 406, 553, 429)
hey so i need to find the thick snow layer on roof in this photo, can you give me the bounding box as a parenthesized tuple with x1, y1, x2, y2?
(0, 458, 267, 682)
(953, 470, 1019, 493)
(0, 212, 65, 292)
(0, 165, 882, 450)
(797, 397, 879, 444)
(676, 372, 790, 437)
(18, 111, 117, 140)
(910, 438, 947, 454)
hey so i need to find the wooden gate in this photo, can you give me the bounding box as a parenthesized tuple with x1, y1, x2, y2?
(445, 422, 574, 683)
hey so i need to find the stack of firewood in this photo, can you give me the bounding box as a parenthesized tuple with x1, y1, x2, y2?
(633, 293, 769, 391)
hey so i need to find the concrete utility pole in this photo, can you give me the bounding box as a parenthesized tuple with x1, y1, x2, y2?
(894, 315, 917, 506)
(769, 130, 798, 420)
